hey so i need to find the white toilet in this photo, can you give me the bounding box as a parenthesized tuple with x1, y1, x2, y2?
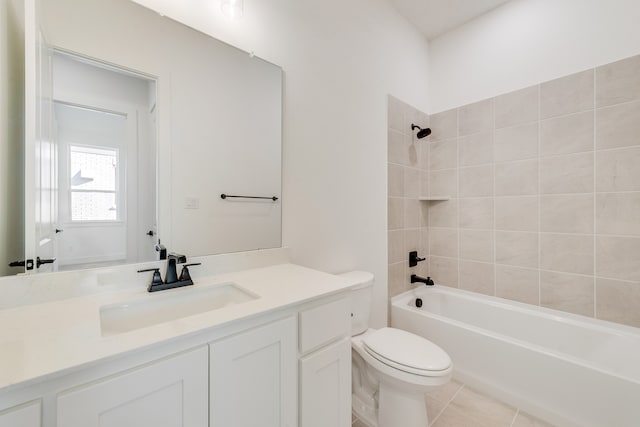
(343, 271, 452, 427)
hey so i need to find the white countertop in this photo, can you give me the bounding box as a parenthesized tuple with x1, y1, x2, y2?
(0, 263, 362, 392)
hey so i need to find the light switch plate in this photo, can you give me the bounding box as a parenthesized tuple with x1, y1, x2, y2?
(184, 197, 200, 209)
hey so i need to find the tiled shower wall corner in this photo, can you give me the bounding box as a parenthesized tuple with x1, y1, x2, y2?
(424, 53, 640, 328)
(387, 96, 430, 302)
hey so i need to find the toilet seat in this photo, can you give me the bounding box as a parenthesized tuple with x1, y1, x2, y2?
(363, 328, 451, 377)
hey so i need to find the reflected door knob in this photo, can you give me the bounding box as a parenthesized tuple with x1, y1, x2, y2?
(36, 257, 56, 268)
(8, 259, 34, 270)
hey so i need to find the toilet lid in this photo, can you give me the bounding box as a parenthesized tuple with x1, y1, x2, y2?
(363, 328, 451, 374)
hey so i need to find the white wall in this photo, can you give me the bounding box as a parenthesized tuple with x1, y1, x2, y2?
(0, 0, 25, 276)
(429, 0, 640, 112)
(131, 0, 431, 327)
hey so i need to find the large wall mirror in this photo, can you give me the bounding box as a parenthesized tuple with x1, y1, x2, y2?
(1, 0, 282, 276)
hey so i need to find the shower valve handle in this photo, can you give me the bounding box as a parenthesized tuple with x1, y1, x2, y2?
(409, 251, 426, 267)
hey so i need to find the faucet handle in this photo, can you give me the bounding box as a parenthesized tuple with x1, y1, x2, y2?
(138, 268, 164, 291)
(179, 263, 201, 282)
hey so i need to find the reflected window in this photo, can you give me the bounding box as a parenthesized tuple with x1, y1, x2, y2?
(69, 145, 119, 221)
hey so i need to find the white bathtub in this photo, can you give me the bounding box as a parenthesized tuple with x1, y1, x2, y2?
(391, 286, 640, 427)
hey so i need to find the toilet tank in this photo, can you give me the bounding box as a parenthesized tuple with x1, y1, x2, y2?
(339, 271, 374, 336)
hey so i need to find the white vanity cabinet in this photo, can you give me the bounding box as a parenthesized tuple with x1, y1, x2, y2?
(57, 347, 209, 427)
(209, 316, 297, 427)
(55, 316, 299, 427)
(0, 401, 41, 427)
(298, 297, 352, 427)
(0, 264, 356, 427)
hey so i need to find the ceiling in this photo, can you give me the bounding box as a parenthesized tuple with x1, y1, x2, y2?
(389, 0, 512, 40)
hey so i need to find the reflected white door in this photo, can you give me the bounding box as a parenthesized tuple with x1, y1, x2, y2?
(54, 103, 129, 269)
(47, 51, 156, 270)
(24, 0, 57, 273)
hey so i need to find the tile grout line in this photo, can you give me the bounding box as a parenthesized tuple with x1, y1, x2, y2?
(509, 409, 521, 427)
(422, 114, 429, 283)
(429, 383, 466, 426)
(589, 96, 640, 111)
(395, 189, 640, 201)
(426, 256, 637, 285)
(493, 96, 497, 297)
(456, 107, 461, 290)
(593, 67, 598, 320)
(427, 113, 432, 289)
(433, 144, 640, 168)
(404, 106, 409, 295)
(404, 106, 410, 296)
(537, 82, 542, 307)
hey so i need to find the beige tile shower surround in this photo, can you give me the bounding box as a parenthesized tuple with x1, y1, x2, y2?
(388, 53, 640, 329)
(387, 96, 431, 303)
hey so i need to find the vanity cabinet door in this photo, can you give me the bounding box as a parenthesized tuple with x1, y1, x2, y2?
(0, 401, 41, 427)
(210, 316, 297, 427)
(300, 338, 351, 427)
(57, 347, 208, 427)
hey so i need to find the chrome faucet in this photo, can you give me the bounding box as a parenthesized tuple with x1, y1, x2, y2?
(138, 252, 201, 292)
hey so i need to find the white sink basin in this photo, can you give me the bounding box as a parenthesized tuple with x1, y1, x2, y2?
(100, 283, 259, 336)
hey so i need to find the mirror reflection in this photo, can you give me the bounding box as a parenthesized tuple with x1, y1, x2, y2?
(52, 52, 157, 270)
(2, 0, 283, 276)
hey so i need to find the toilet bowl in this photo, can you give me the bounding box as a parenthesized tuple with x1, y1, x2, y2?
(342, 271, 452, 427)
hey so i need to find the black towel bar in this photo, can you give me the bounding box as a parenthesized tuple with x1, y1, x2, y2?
(220, 194, 279, 201)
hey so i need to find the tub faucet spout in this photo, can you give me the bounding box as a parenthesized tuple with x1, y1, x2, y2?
(411, 274, 434, 286)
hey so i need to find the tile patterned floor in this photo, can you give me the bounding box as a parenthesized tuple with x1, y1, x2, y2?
(352, 380, 555, 427)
